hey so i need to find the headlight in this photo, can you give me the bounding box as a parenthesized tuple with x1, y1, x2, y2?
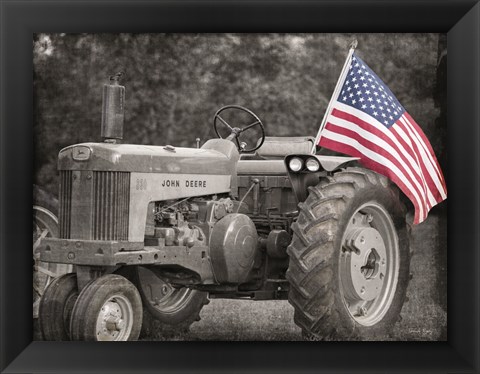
(306, 157, 320, 172)
(288, 157, 303, 172)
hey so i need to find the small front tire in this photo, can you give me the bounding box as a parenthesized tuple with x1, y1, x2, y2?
(39, 273, 78, 341)
(69, 274, 142, 341)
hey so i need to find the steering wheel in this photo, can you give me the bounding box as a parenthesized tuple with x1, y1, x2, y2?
(213, 105, 266, 153)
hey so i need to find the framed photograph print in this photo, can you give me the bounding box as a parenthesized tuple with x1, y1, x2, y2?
(1, 0, 479, 373)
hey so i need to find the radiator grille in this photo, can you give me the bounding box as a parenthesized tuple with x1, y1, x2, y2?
(59, 170, 130, 240)
(93, 171, 130, 241)
(59, 170, 72, 238)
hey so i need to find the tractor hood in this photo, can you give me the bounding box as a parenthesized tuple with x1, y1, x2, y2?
(58, 140, 238, 175)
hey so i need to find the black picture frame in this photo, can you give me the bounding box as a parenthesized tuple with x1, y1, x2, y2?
(1, 0, 479, 373)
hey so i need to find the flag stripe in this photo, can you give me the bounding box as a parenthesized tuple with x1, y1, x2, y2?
(389, 121, 444, 203)
(319, 134, 425, 223)
(401, 114, 447, 194)
(325, 116, 432, 210)
(331, 107, 437, 207)
(398, 116, 447, 200)
(333, 103, 441, 203)
(400, 115, 442, 188)
(403, 113, 441, 172)
(320, 127, 427, 221)
(334, 104, 431, 184)
(404, 112, 446, 189)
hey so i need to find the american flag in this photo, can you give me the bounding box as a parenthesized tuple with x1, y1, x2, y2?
(317, 52, 447, 224)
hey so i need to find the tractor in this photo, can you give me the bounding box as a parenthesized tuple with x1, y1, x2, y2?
(38, 75, 410, 341)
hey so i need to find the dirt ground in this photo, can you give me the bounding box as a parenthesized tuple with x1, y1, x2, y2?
(144, 207, 447, 341)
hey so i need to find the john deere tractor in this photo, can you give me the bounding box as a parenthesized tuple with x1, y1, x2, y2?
(38, 76, 410, 341)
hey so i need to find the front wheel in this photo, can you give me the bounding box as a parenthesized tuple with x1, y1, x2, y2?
(69, 274, 142, 341)
(286, 167, 410, 340)
(39, 273, 78, 341)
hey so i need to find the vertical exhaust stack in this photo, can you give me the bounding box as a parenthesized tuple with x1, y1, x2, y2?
(101, 72, 125, 142)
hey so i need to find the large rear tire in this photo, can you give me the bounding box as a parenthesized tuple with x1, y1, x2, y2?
(286, 167, 410, 340)
(134, 267, 209, 339)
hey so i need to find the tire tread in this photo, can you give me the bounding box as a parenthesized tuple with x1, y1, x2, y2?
(286, 167, 410, 341)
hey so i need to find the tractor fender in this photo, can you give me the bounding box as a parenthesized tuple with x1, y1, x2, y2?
(314, 155, 360, 172)
(284, 154, 360, 203)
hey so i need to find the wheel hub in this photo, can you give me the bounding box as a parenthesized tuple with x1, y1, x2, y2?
(343, 226, 387, 301)
(339, 203, 400, 327)
(96, 296, 133, 341)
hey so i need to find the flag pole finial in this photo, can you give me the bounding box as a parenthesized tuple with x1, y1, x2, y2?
(349, 39, 358, 50)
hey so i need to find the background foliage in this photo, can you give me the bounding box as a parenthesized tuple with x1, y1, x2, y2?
(34, 33, 446, 194)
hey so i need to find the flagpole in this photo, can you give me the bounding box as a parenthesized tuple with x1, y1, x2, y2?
(311, 39, 358, 154)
